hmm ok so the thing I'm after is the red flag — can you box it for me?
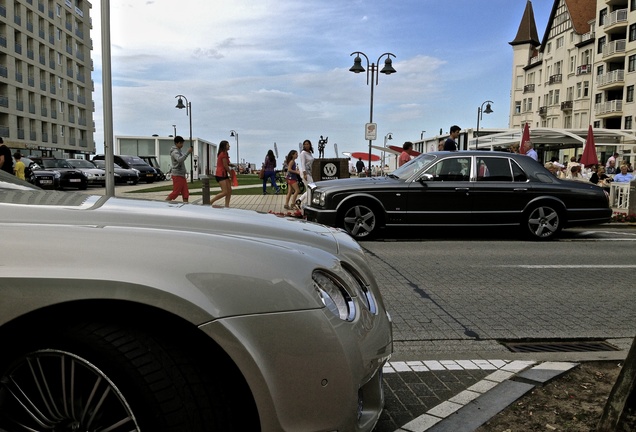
[520,123,531,155]
[580,125,599,167]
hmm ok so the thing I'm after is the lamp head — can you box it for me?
[230,130,236,137]
[484,103,494,114]
[175,97,186,110]
[388,133,393,140]
[380,57,396,75]
[349,56,365,73]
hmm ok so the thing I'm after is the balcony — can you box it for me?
[596,100,623,117]
[549,74,562,84]
[576,31,595,47]
[597,69,625,89]
[523,84,535,93]
[539,106,548,116]
[561,100,573,111]
[603,39,626,60]
[577,64,592,75]
[604,9,628,33]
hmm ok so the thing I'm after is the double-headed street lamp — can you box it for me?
[349,51,397,172]
[230,130,239,172]
[174,95,194,182]
[475,100,494,150]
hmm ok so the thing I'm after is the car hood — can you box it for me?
[1,190,344,254]
[314,176,398,192]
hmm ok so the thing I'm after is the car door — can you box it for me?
[470,155,531,225]
[405,155,473,225]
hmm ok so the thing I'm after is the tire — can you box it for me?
[524,204,562,240]
[0,320,257,431]
[341,202,380,240]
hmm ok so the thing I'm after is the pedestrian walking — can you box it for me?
[261,149,280,195]
[284,150,301,210]
[165,136,193,202]
[443,126,461,151]
[210,140,237,207]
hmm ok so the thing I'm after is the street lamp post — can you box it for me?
[174,95,194,182]
[349,51,397,172]
[420,130,426,140]
[382,132,393,171]
[230,130,239,173]
[475,100,494,150]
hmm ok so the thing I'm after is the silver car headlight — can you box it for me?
[311,190,325,207]
[313,270,356,321]
[340,263,378,315]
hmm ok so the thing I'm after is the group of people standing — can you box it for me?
[164,135,317,211]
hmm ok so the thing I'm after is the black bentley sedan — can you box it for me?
[304,151,612,240]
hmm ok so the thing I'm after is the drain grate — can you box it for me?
[500,339,620,353]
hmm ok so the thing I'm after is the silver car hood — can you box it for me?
[0,190,344,254]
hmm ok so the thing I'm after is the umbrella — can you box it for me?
[520,123,531,154]
[580,125,599,167]
[388,145,421,156]
[350,152,380,162]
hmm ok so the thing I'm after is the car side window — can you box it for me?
[477,157,513,182]
[426,157,470,182]
[511,160,528,182]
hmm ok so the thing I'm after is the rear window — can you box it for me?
[477,157,527,182]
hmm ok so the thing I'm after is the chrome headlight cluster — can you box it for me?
[311,190,325,207]
[313,265,378,321]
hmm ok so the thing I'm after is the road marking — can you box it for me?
[495,264,636,269]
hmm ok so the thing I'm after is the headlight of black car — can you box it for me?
[311,190,326,207]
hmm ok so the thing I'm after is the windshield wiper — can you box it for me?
[387,174,399,179]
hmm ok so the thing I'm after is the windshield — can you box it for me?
[68,159,96,168]
[389,154,437,179]
[41,159,72,169]
[93,161,123,169]
[122,156,148,166]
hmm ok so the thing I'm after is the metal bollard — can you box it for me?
[200,175,211,205]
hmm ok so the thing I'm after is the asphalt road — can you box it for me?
[361,226,636,361]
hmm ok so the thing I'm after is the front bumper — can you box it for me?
[304,206,339,227]
[200,306,392,432]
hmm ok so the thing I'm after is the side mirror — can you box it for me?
[418,173,434,183]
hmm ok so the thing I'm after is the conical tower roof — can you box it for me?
[510,0,540,47]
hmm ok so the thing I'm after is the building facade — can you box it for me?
[1,0,94,157]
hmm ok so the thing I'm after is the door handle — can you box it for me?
[513,188,528,192]
[455,188,470,192]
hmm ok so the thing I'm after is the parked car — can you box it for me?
[92,154,157,183]
[29,157,87,190]
[92,159,140,184]
[305,151,612,240]
[0,169,392,431]
[20,156,60,189]
[139,155,167,180]
[66,158,106,186]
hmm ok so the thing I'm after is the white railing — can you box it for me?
[595,100,623,115]
[605,9,628,27]
[603,39,626,58]
[609,182,631,212]
[597,69,625,87]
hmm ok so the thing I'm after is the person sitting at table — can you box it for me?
[589,165,612,190]
[614,164,634,183]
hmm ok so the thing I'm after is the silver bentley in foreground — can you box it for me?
[0,171,392,431]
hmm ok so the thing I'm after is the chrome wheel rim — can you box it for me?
[0,349,140,431]
[527,206,559,238]
[343,205,376,238]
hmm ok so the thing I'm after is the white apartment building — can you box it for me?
[509,0,636,164]
[0,0,94,157]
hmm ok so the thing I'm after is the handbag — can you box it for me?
[259,169,264,180]
[231,170,238,187]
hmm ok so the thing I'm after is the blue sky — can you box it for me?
[91,0,554,165]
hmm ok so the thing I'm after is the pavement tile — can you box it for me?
[483,370,515,383]
[399,414,442,431]
[427,401,463,418]
[466,379,499,394]
[448,389,481,405]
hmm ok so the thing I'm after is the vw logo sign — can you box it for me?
[323,163,338,178]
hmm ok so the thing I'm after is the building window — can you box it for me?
[576,82,582,98]
[583,81,589,97]
[596,93,603,104]
[597,65,604,76]
[630,55,636,72]
[527,98,533,112]
[515,101,521,114]
[599,8,607,26]
[632,0,636,12]
[570,56,576,73]
[630,24,636,42]
[556,36,564,49]
[627,85,634,103]
[598,36,606,55]
[626,116,633,129]
[554,89,560,104]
